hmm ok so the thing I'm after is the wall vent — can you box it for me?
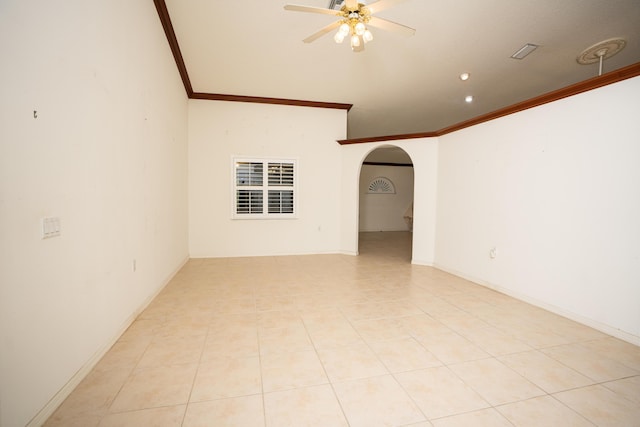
[368,177,395,194]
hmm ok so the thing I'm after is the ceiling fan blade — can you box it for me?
[368,16,416,37]
[344,0,359,11]
[303,21,341,43]
[364,0,407,14]
[284,4,341,16]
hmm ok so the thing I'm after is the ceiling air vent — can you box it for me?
[328,0,345,10]
[511,43,538,60]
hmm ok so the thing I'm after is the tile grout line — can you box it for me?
[254,294,269,427]
[179,322,211,427]
[338,301,433,424]
[300,305,353,426]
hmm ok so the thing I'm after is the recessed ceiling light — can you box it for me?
[459,72,470,81]
[465,95,473,103]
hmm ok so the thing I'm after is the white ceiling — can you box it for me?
[164,0,640,139]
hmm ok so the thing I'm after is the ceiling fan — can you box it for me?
[284,0,415,52]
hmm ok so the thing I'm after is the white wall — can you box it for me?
[340,140,438,264]
[359,164,414,232]
[188,100,346,257]
[0,2,189,426]
[435,76,640,344]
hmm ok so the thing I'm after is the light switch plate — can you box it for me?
[42,217,61,239]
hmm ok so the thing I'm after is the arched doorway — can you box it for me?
[358,146,414,262]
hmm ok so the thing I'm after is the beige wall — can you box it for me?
[0,2,189,425]
[340,140,439,264]
[359,164,415,232]
[188,100,347,257]
[435,76,640,344]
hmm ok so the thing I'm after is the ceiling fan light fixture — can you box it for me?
[351,34,361,47]
[284,1,415,52]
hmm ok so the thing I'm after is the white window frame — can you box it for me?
[232,157,298,219]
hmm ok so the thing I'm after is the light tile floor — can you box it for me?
[45,232,640,426]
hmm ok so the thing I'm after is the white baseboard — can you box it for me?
[411,258,434,267]
[191,250,359,258]
[27,256,189,427]
[340,250,359,256]
[432,263,640,347]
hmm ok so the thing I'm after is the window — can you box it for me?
[233,158,296,218]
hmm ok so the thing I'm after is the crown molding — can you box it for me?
[338,62,640,144]
[338,131,438,145]
[153,0,193,96]
[191,93,352,110]
[154,0,351,110]
[152,2,639,143]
